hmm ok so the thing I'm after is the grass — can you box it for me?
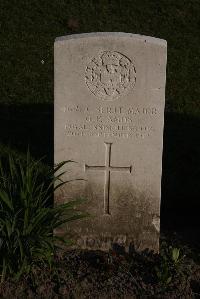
[0,0,200,298]
[0,0,200,116]
[0,0,199,230]
[0,0,199,225]
[0,2,199,296]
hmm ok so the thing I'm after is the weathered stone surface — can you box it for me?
[54,32,167,252]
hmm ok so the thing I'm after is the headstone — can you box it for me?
[54,32,167,252]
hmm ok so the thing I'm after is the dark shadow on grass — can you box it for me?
[161,112,200,234]
[0,103,53,165]
[0,105,199,233]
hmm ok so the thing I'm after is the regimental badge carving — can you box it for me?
[85,51,136,101]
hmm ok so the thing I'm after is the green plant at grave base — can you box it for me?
[155,243,188,289]
[0,151,86,282]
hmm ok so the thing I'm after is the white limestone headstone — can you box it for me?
[54,32,167,252]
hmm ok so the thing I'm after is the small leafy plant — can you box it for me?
[155,243,186,288]
[0,151,86,282]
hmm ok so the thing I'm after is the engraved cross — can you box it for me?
[84,143,132,215]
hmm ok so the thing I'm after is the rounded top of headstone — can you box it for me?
[55,32,167,47]
[54,32,167,102]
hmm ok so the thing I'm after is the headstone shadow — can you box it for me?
[0,103,53,165]
[161,112,200,233]
[0,105,199,233]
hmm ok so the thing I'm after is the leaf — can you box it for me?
[54,178,85,191]
[18,238,24,260]
[26,208,51,234]
[53,214,87,228]
[5,221,12,238]
[0,190,13,211]
[172,247,180,263]
[53,235,73,245]
[1,258,7,283]
[54,160,75,173]
[14,258,29,281]
[166,276,172,284]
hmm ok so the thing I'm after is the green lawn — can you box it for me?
[0,0,200,233]
[0,0,200,116]
[0,2,200,294]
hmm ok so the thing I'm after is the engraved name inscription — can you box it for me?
[85,51,136,101]
[63,105,159,139]
[63,105,158,115]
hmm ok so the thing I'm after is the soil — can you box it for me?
[0,235,199,299]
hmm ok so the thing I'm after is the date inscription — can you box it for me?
[62,105,159,139]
